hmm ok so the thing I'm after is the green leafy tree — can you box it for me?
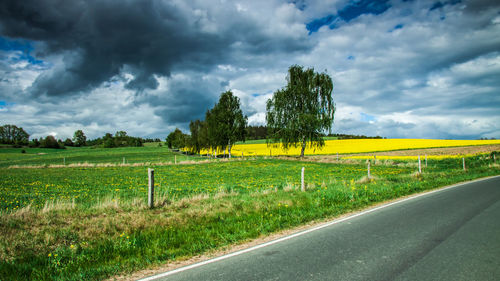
[41,135,62,149]
[204,108,218,154]
[0,124,29,145]
[209,91,247,157]
[166,128,189,149]
[63,138,74,146]
[266,65,335,157]
[73,130,87,147]
[189,119,206,154]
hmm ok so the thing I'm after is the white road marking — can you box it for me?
[138,175,499,281]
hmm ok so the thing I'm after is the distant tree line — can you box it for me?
[328,133,384,139]
[86,131,144,148]
[0,124,162,149]
[246,125,267,140]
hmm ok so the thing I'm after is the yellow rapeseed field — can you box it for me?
[201,139,500,157]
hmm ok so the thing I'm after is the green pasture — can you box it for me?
[0,150,499,280]
[0,159,414,211]
[0,146,202,168]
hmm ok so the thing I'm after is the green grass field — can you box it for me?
[0,146,499,280]
[0,145,203,168]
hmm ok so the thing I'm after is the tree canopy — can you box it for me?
[166,128,190,149]
[0,124,29,145]
[266,65,335,157]
[73,130,87,147]
[208,90,247,157]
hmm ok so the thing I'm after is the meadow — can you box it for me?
[0,145,201,168]
[1,158,414,212]
[0,141,499,280]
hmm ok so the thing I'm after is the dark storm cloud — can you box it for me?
[133,73,227,130]
[0,0,311,97]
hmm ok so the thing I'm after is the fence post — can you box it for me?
[425,154,427,167]
[367,161,371,178]
[301,167,305,192]
[463,157,466,171]
[418,155,421,173]
[148,168,154,209]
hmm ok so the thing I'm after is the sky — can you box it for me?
[0,0,499,140]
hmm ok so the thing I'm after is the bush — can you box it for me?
[40,136,62,149]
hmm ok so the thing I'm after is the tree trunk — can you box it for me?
[228,143,232,158]
[300,139,306,158]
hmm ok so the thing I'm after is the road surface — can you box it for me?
[142,176,500,281]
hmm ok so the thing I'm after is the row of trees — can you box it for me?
[1,125,155,149]
[169,65,335,158]
[167,91,247,158]
[87,131,144,148]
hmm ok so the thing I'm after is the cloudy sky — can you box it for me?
[1,0,499,140]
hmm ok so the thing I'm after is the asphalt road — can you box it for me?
[143,176,500,281]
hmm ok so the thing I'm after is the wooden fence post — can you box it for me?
[425,155,427,167]
[367,161,371,178]
[148,168,154,209]
[301,167,305,192]
[418,155,421,173]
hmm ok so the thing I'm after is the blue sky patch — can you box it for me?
[0,36,43,65]
[360,112,376,122]
[306,0,391,34]
[306,15,338,34]
[393,24,404,30]
[429,1,461,12]
[0,101,14,108]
